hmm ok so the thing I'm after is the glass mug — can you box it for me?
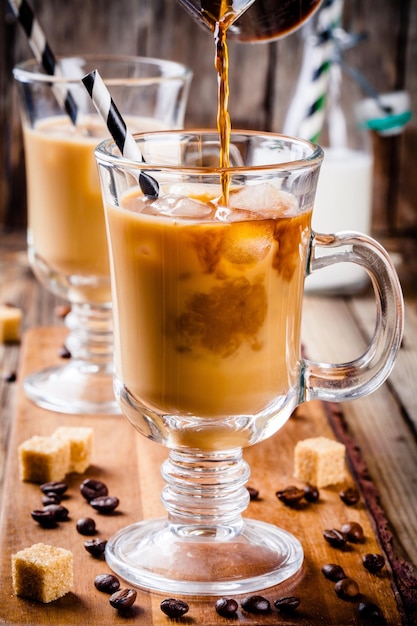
[95,130,403,595]
[13,55,192,414]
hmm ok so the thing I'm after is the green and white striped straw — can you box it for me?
[283,0,344,143]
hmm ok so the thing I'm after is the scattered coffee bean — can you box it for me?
[247,486,259,500]
[4,371,17,383]
[335,578,360,600]
[341,521,364,543]
[31,503,68,525]
[41,494,61,506]
[31,508,58,528]
[215,597,238,617]
[241,595,270,614]
[322,563,346,582]
[94,573,121,594]
[58,345,71,359]
[42,503,69,521]
[160,598,189,618]
[40,481,68,497]
[339,487,360,506]
[358,601,383,620]
[89,495,119,514]
[303,484,319,503]
[80,478,108,502]
[276,485,305,507]
[362,553,385,573]
[109,588,137,610]
[274,596,301,613]
[84,538,107,558]
[323,528,347,549]
[76,517,96,535]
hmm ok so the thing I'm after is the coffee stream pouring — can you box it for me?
[177,0,323,41]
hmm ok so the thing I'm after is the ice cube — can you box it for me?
[221,221,274,265]
[149,194,214,219]
[229,182,298,217]
[168,183,222,203]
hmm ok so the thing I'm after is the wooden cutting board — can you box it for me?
[0,328,404,625]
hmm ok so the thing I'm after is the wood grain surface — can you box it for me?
[0,327,404,625]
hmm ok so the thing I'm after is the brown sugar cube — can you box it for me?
[294,436,346,488]
[18,436,70,483]
[0,304,22,343]
[12,543,73,603]
[52,426,94,473]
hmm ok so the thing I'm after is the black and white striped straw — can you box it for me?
[8,0,78,124]
[82,69,159,198]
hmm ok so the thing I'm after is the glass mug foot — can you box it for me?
[24,361,120,415]
[23,302,120,415]
[105,517,303,595]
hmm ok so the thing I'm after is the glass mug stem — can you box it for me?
[161,448,250,531]
[65,303,113,363]
[303,231,404,403]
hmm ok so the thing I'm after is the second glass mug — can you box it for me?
[13,55,192,414]
[95,130,403,595]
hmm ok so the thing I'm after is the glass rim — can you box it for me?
[94,129,324,174]
[13,54,193,86]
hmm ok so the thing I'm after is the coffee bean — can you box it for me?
[339,487,360,506]
[274,596,300,613]
[40,481,68,496]
[358,601,383,620]
[89,495,119,514]
[58,345,71,359]
[84,538,107,558]
[247,486,259,500]
[31,504,68,526]
[109,588,137,610]
[341,521,364,543]
[31,509,58,528]
[362,553,385,573]
[303,484,320,502]
[276,485,305,507]
[94,573,121,594]
[80,478,108,502]
[322,563,346,581]
[42,504,69,521]
[41,494,61,506]
[160,598,189,618]
[215,597,238,617]
[323,529,347,549]
[335,578,360,600]
[241,595,270,614]
[76,517,96,535]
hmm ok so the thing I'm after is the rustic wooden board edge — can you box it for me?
[324,401,417,625]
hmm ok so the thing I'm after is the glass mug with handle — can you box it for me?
[95,130,403,595]
[13,55,192,414]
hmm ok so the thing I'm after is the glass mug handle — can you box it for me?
[302,231,404,403]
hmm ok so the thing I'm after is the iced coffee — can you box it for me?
[24,114,167,304]
[106,180,312,433]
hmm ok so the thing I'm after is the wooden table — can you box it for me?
[1,231,417,625]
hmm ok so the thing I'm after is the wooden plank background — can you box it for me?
[0,0,416,263]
